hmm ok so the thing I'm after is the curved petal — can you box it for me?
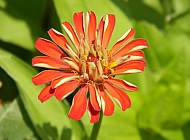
[114,87,131,110]
[68,85,88,120]
[51,75,79,88]
[105,78,138,92]
[109,28,135,54]
[62,57,79,72]
[48,29,78,61]
[104,82,131,111]
[32,56,71,70]
[48,28,69,45]
[102,14,115,51]
[35,38,66,59]
[73,12,85,39]
[62,22,80,49]
[38,84,55,102]
[127,50,145,60]
[86,11,96,46]
[113,39,148,59]
[32,70,69,85]
[87,99,100,123]
[112,60,146,75]
[97,17,104,46]
[89,83,101,111]
[98,85,114,116]
[113,50,145,66]
[55,80,80,101]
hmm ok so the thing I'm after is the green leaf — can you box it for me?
[143,0,164,14]
[0,48,86,140]
[134,21,175,72]
[133,11,190,140]
[137,51,186,140]
[165,12,190,131]
[0,0,46,51]
[0,99,37,140]
[172,0,190,18]
[166,11,190,36]
[132,21,176,96]
[111,0,165,29]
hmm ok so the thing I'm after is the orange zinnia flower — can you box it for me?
[32,11,148,123]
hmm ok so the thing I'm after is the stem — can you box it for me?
[89,112,103,140]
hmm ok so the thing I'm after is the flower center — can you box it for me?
[78,34,112,84]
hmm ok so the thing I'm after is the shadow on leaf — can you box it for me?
[111,0,165,29]
[36,122,72,140]
[182,120,190,140]
[138,128,167,140]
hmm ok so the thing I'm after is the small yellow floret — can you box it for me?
[109,61,118,68]
[109,68,114,73]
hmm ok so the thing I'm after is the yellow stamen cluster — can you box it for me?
[78,31,112,84]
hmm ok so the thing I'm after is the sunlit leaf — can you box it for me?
[0,81,2,88]
[134,22,174,72]
[0,0,46,51]
[172,0,190,18]
[137,51,186,140]
[165,12,190,130]
[111,0,165,29]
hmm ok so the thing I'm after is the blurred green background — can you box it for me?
[0,0,190,140]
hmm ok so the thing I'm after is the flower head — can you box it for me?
[32,11,148,123]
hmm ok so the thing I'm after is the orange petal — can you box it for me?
[38,84,55,102]
[113,60,146,75]
[32,56,71,69]
[55,80,79,101]
[62,57,79,72]
[68,85,88,120]
[89,83,101,111]
[104,82,130,111]
[113,39,148,59]
[127,50,145,60]
[35,38,66,59]
[48,29,78,61]
[32,70,68,85]
[109,28,135,54]
[51,74,79,88]
[87,11,96,46]
[62,22,80,49]
[102,14,115,51]
[98,85,114,116]
[73,12,85,39]
[114,87,131,110]
[48,28,69,46]
[105,78,138,92]
[87,99,100,123]
[97,17,105,46]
